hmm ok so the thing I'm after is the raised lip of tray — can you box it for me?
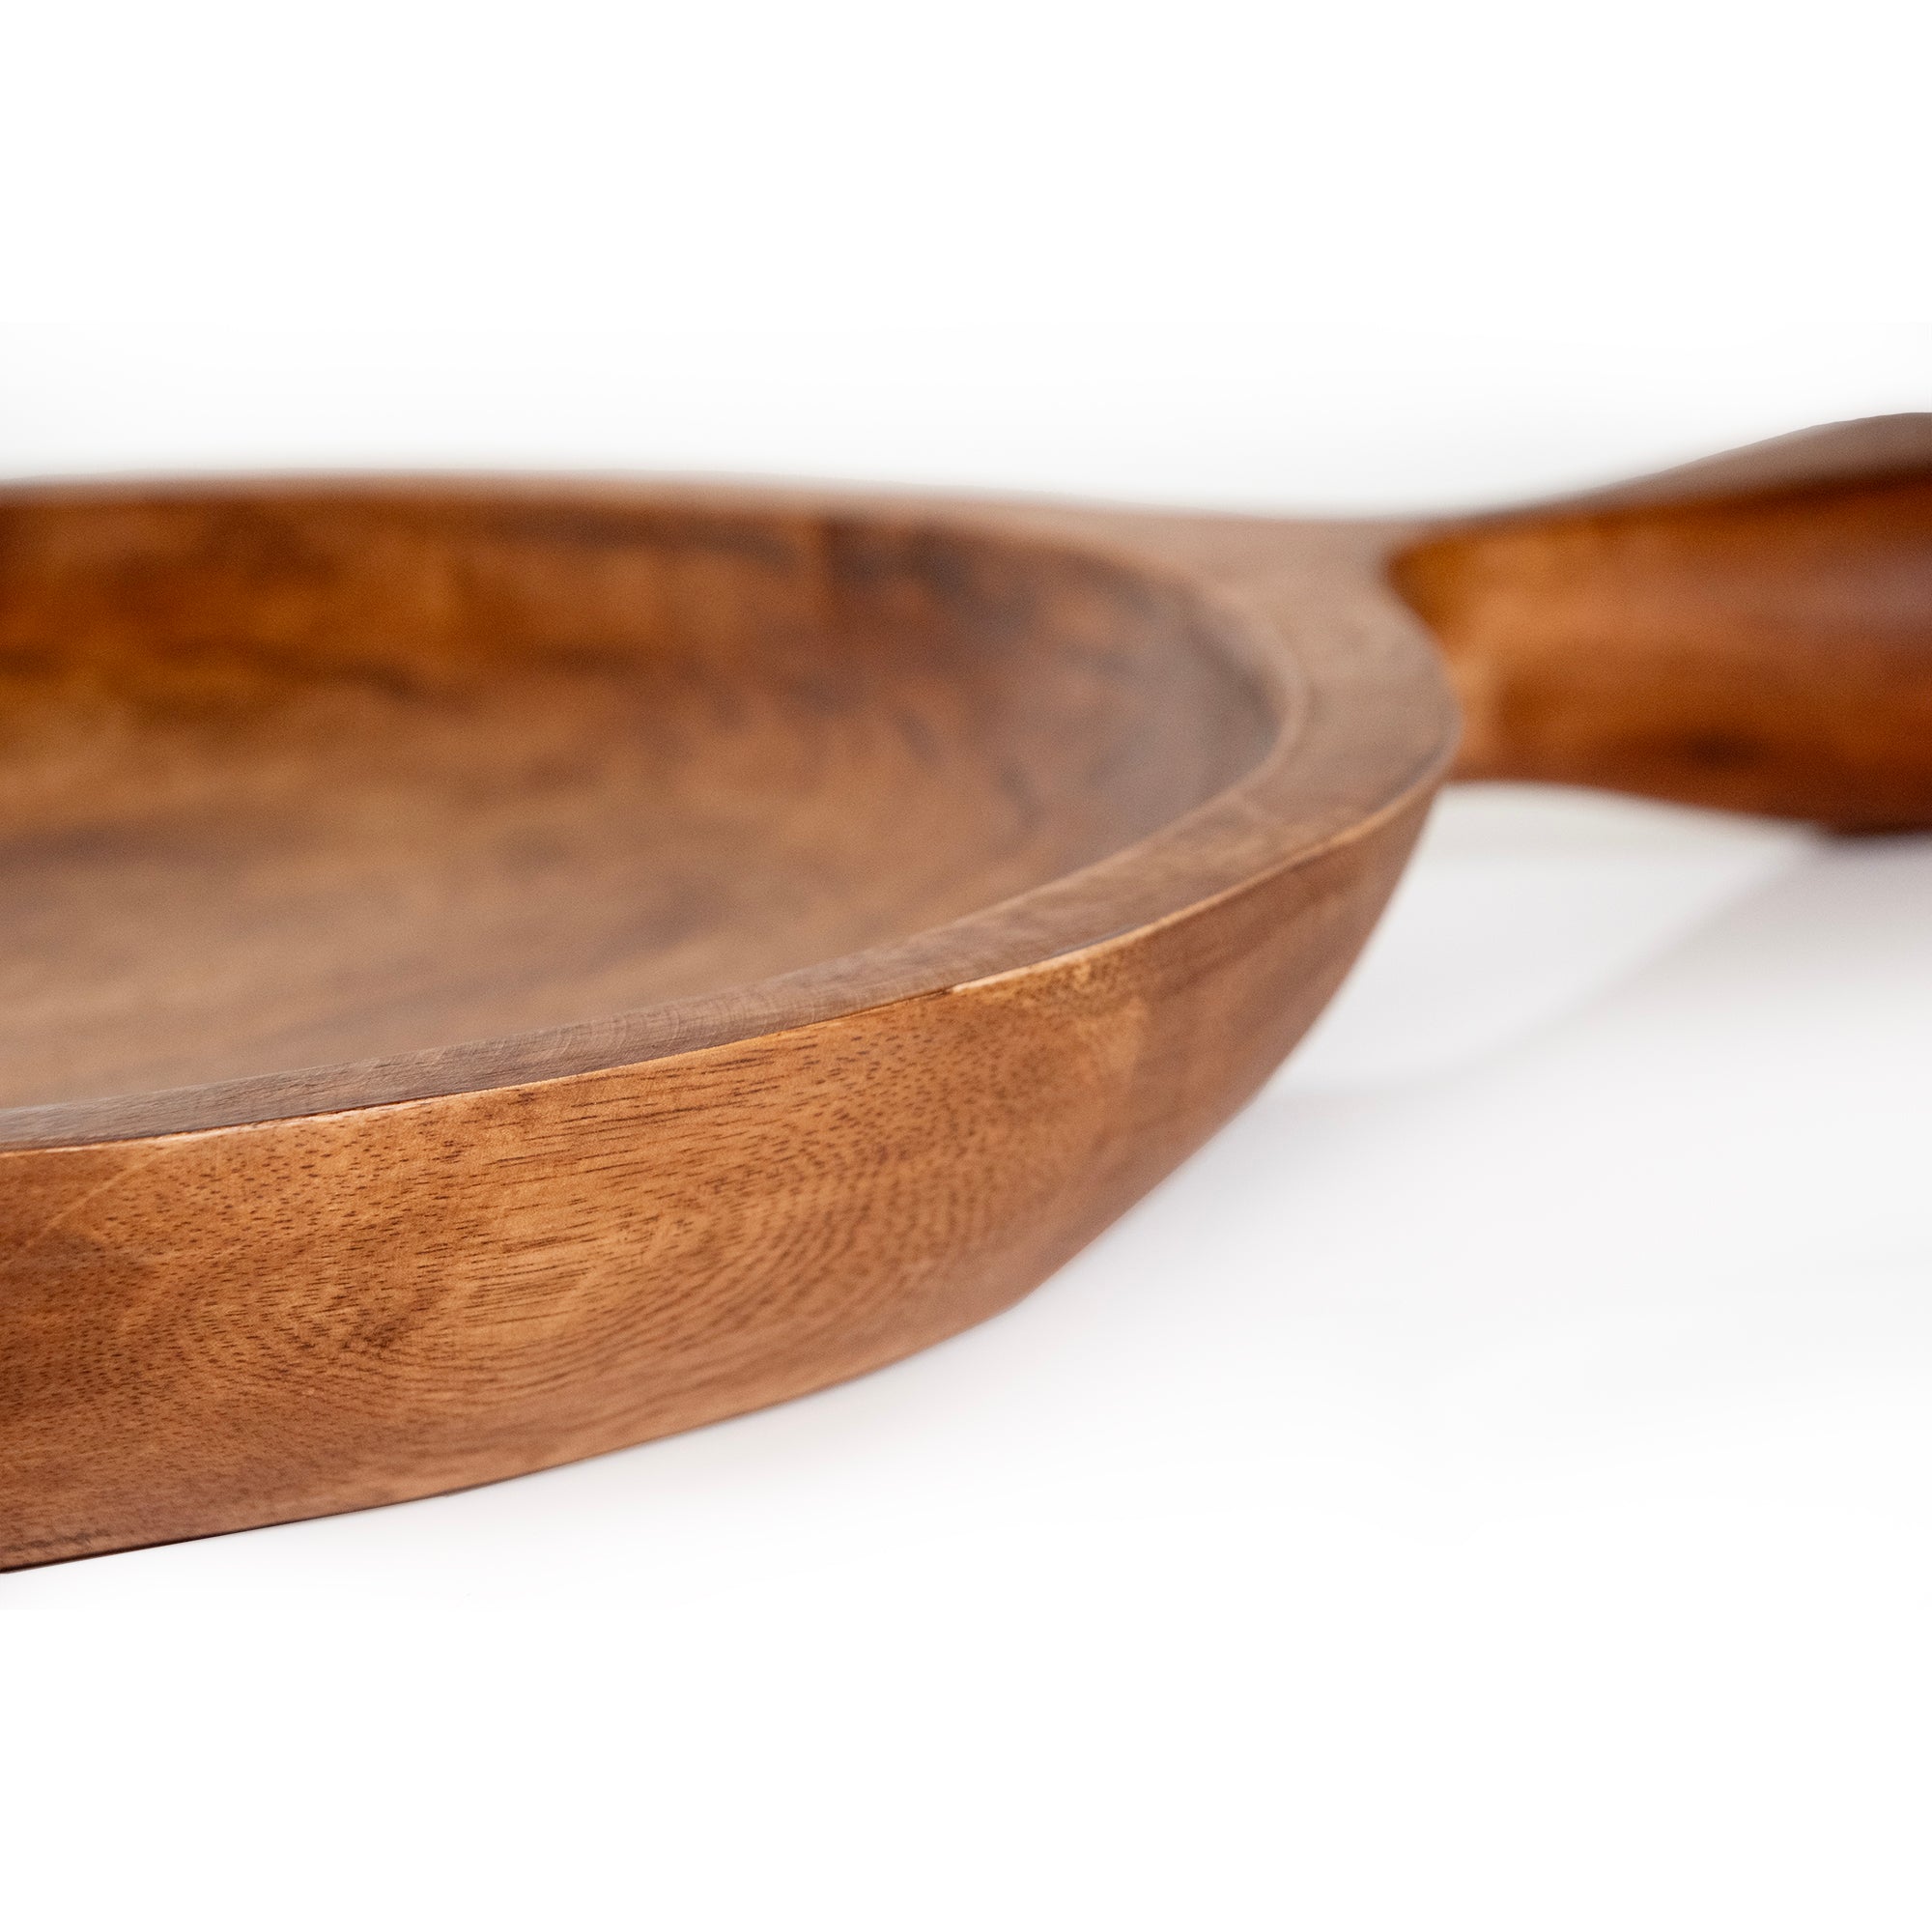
[0,478,1458,1152]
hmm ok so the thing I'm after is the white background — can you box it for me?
[5,3,1932,1925]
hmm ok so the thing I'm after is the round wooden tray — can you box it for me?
[5,415,1929,1566]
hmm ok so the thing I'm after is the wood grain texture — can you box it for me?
[5,413,1926,1569]
[1393,414,1932,828]
[0,485,1452,1565]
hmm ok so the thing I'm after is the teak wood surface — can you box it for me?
[4,414,1929,1568]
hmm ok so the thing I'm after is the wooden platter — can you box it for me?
[4,414,1929,1568]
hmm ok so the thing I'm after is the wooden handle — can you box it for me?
[1390,414,1932,830]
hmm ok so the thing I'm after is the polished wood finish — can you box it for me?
[0,488,1452,1565]
[3,415,1927,1568]
[1394,414,1932,829]
[0,493,1277,1128]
